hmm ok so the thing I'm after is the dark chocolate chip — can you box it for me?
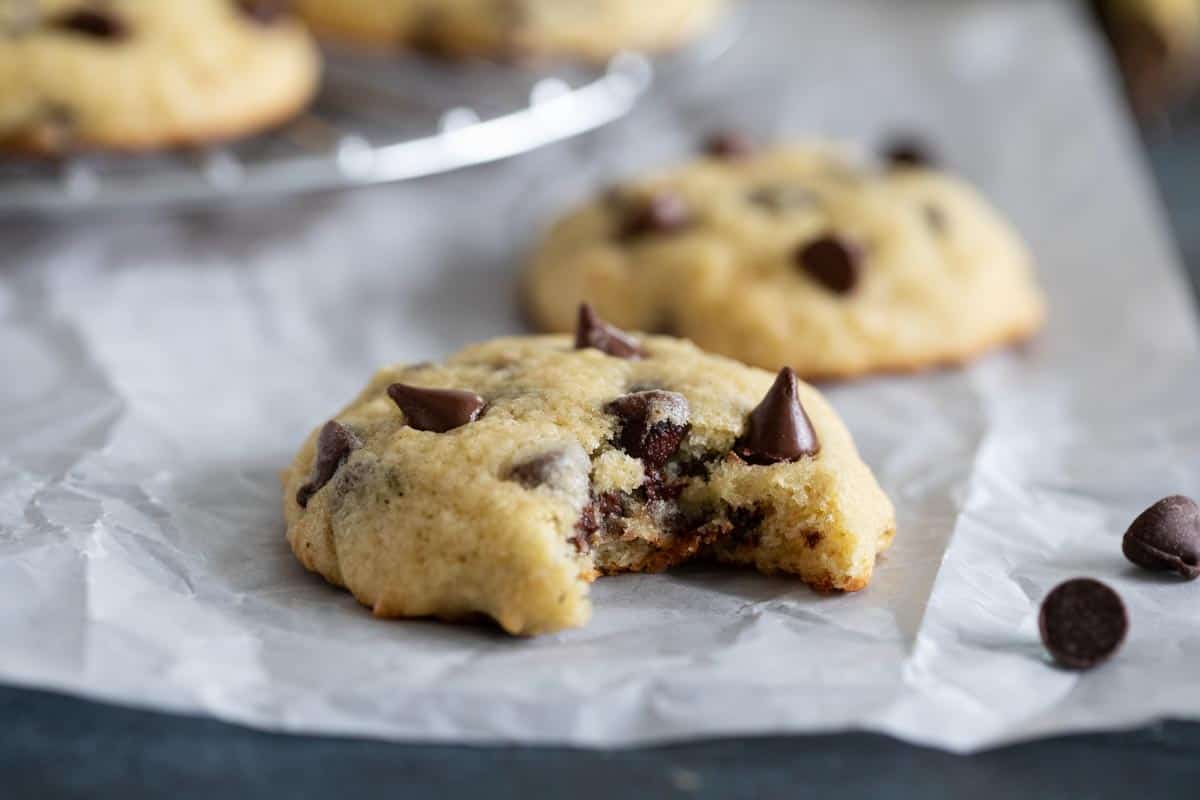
[236,0,290,25]
[505,444,590,495]
[387,383,486,432]
[796,235,862,294]
[575,303,644,359]
[1122,495,1200,580]
[296,421,360,508]
[734,367,820,465]
[925,204,947,234]
[621,192,691,239]
[747,184,815,213]
[883,135,936,168]
[1038,578,1128,670]
[704,131,755,160]
[605,390,690,467]
[573,491,625,551]
[52,8,127,39]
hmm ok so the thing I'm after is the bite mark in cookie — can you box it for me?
[283,315,895,635]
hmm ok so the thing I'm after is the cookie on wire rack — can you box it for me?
[293,0,728,61]
[0,0,320,154]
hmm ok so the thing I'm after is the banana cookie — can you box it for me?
[282,307,895,635]
[524,137,1046,380]
[293,0,726,60]
[0,0,320,153]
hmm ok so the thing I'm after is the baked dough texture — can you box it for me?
[0,0,320,153]
[283,327,895,635]
[524,141,1046,380]
[293,0,727,60]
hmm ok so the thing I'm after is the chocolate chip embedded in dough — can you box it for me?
[387,384,486,432]
[575,303,644,360]
[620,191,692,239]
[883,135,937,168]
[704,130,756,160]
[505,443,591,497]
[796,235,862,295]
[734,368,820,465]
[236,0,290,25]
[296,421,360,508]
[52,8,128,39]
[605,390,690,467]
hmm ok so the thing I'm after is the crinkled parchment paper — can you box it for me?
[1,0,1198,752]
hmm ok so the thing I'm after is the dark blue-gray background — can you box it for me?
[6,13,1200,800]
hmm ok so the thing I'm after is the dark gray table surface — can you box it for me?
[5,84,1200,800]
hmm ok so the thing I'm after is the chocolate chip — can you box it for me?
[621,192,691,239]
[883,135,936,168]
[605,390,690,467]
[505,444,590,497]
[387,384,486,432]
[925,204,947,234]
[747,184,815,213]
[296,421,360,508]
[796,235,862,295]
[734,368,820,465]
[236,0,290,24]
[574,491,625,551]
[52,8,127,39]
[704,131,755,160]
[1038,578,1128,670]
[575,303,644,360]
[1122,495,1200,580]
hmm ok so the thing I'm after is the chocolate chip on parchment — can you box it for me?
[796,235,862,294]
[236,0,290,24]
[575,303,644,360]
[704,130,755,160]
[620,191,691,239]
[1038,578,1128,670]
[605,390,690,467]
[296,421,360,508]
[52,8,128,39]
[734,367,820,465]
[883,135,936,168]
[1122,495,1200,580]
[387,384,486,432]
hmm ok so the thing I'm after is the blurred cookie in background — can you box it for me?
[1095,0,1200,122]
[293,0,728,61]
[0,0,320,155]
[523,138,1046,381]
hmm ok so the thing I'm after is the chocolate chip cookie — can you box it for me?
[0,1,320,154]
[524,139,1047,380]
[293,0,726,60]
[282,308,895,635]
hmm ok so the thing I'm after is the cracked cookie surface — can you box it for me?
[524,139,1046,380]
[292,0,726,60]
[282,314,895,635]
[0,0,319,153]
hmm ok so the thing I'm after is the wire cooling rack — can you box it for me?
[0,11,743,215]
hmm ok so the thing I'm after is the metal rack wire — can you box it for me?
[0,11,743,215]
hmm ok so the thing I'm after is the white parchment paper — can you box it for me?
[2,0,1199,753]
